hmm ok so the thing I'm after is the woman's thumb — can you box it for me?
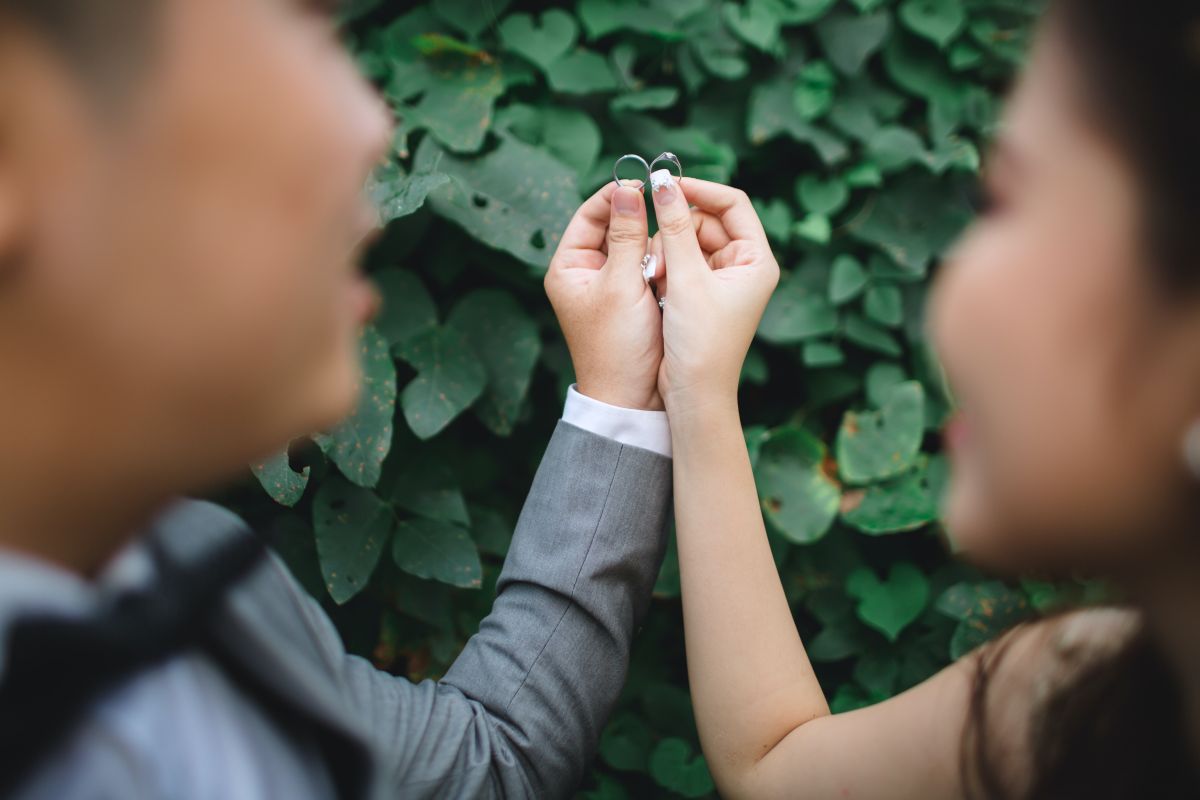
[650,170,705,280]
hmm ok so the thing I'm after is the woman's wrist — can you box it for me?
[665,388,741,433]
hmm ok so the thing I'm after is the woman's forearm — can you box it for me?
[670,394,830,794]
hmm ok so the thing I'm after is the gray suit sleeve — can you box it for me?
[316,421,672,798]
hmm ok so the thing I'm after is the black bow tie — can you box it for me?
[0,532,266,796]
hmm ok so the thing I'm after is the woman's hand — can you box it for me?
[545,181,665,410]
[648,175,780,414]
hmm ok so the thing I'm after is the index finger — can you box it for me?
[678,177,768,243]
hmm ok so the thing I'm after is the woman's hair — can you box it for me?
[965,3,1200,796]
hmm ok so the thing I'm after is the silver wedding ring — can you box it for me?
[612,153,651,190]
[649,151,683,183]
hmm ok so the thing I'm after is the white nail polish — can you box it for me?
[642,253,657,281]
[650,169,673,192]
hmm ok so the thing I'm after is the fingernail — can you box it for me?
[614,186,641,216]
[641,253,657,281]
[650,169,676,203]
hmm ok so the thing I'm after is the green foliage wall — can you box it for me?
[210,1,1100,796]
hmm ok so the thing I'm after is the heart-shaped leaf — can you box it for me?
[396,327,486,440]
[499,10,578,70]
[374,269,437,349]
[817,11,891,75]
[754,427,842,544]
[312,476,393,604]
[758,269,838,343]
[722,0,781,52]
[547,49,620,94]
[447,289,541,436]
[391,517,482,588]
[829,254,868,304]
[840,459,940,534]
[900,0,966,47]
[649,738,715,798]
[797,174,849,215]
[837,380,925,483]
[312,325,396,489]
[846,562,929,641]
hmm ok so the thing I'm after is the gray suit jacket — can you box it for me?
[6,421,672,799]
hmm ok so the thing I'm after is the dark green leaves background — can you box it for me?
[216,2,1092,797]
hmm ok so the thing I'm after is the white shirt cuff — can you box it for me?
[562,384,672,459]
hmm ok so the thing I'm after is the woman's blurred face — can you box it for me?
[5,0,391,487]
[927,23,1200,576]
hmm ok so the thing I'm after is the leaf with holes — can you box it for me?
[396,326,487,440]
[391,517,482,588]
[250,445,310,508]
[312,476,393,604]
[754,427,841,544]
[447,289,541,436]
[395,58,505,154]
[840,458,940,534]
[312,325,396,489]
[837,380,925,484]
[415,134,580,270]
[846,562,930,641]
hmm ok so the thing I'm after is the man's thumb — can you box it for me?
[604,185,649,281]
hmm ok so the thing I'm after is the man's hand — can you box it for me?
[545,181,665,411]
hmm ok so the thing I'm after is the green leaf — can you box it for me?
[250,445,310,507]
[542,108,603,177]
[447,289,541,435]
[747,76,849,164]
[843,311,902,356]
[846,562,930,641]
[837,380,925,484]
[851,172,972,272]
[829,254,868,304]
[374,269,437,348]
[803,340,845,368]
[391,517,482,588]
[415,134,581,270]
[899,0,966,47]
[840,460,940,534]
[722,0,781,52]
[498,10,578,70]
[937,580,1032,658]
[312,325,397,489]
[373,169,452,223]
[610,87,680,111]
[793,212,832,244]
[600,712,652,772]
[817,11,891,75]
[547,50,620,94]
[867,126,929,173]
[649,738,715,798]
[396,327,487,440]
[865,361,907,408]
[758,269,839,344]
[431,0,511,39]
[754,427,841,544]
[312,476,393,604]
[794,61,837,120]
[392,461,470,526]
[865,284,904,327]
[797,174,849,216]
[394,58,505,154]
[753,197,793,244]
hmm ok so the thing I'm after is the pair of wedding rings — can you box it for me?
[611,151,683,191]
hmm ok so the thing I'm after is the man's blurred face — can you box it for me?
[0,0,391,490]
